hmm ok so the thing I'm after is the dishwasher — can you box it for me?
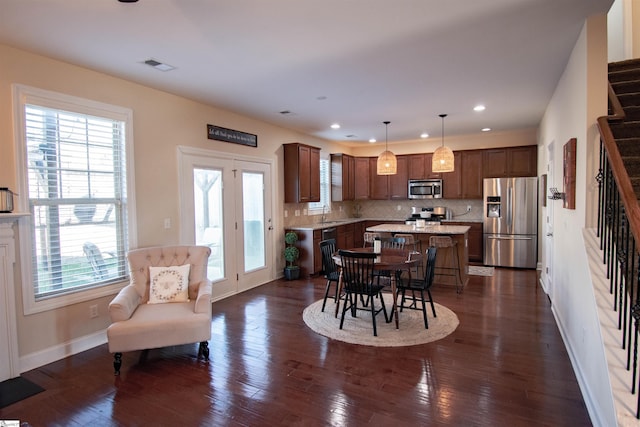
[322,227,337,242]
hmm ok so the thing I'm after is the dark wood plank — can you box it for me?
[0,269,591,426]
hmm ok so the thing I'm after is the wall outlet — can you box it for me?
[466,205,472,212]
[397,205,402,211]
[295,209,300,217]
[164,218,171,229]
[89,304,98,318]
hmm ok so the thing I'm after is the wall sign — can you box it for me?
[563,138,576,210]
[207,124,257,147]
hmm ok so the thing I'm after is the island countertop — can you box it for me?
[366,223,470,235]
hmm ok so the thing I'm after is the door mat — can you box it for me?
[468,265,495,276]
[0,376,44,409]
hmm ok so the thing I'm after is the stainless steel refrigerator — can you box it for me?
[483,177,538,268]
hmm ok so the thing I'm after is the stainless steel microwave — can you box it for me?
[408,179,443,199]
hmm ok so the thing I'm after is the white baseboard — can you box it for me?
[19,329,107,373]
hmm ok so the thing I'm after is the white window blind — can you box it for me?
[308,157,330,212]
[24,104,129,298]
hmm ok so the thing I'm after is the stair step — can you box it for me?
[612,80,640,95]
[616,138,640,156]
[610,122,640,139]
[630,177,640,200]
[618,93,640,108]
[610,69,640,84]
[623,106,640,121]
[609,59,640,73]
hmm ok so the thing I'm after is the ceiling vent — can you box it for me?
[143,59,175,72]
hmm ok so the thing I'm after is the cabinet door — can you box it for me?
[408,154,426,180]
[442,152,462,199]
[354,157,370,199]
[461,150,483,199]
[389,155,409,199]
[509,146,537,177]
[483,149,508,178]
[353,221,364,247]
[298,145,311,201]
[369,157,389,199]
[309,146,321,202]
[424,153,442,179]
[331,154,355,201]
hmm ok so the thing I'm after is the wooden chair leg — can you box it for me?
[420,289,429,329]
[321,279,332,312]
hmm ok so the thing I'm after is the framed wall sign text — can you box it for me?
[207,124,257,147]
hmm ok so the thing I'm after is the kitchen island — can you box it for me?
[366,223,470,289]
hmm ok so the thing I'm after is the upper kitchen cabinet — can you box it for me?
[483,145,537,178]
[442,150,483,199]
[408,153,442,180]
[368,155,408,199]
[331,153,355,201]
[354,156,370,199]
[284,143,321,203]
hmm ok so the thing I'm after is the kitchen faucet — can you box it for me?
[320,205,327,224]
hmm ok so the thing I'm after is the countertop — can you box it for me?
[287,217,481,231]
[366,223,470,235]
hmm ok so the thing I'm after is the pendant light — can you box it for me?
[377,121,397,175]
[432,113,455,173]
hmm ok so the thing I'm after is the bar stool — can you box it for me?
[394,233,422,277]
[429,235,463,293]
[363,232,381,247]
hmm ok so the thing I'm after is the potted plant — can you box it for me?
[283,231,300,280]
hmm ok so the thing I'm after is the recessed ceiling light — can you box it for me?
[143,58,175,72]
[369,138,376,143]
[474,105,486,112]
[330,123,340,129]
[420,133,429,139]
[482,127,491,132]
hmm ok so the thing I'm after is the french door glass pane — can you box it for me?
[242,172,265,272]
[193,168,224,281]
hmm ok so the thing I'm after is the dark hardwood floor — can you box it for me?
[1,269,591,426]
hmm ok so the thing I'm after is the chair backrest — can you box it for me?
[127,245,211,303]
[338,249,377,293]
[83,242,107,279]
[381,236,405,250]
[423,246,438,288]
[363,232,381,247]
[394,233,417,250]
[319,238,338,276]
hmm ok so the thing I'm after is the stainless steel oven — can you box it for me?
[408,179,443,199]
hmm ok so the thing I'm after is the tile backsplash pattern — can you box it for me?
[284,199,483,228]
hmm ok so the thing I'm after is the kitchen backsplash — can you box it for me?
[283,199,484,227]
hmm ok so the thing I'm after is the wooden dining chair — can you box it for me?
[363,232,381,247]
[373,236,406,286]
[338,249,389,336]
[319,238,341,314]
[397,246,438,329]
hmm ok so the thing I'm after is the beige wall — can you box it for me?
[0,42,539,369]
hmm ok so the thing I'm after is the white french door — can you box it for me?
[178,147,274,300]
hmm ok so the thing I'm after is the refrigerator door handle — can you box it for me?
[507,186,512,229]
[487,235,534,240]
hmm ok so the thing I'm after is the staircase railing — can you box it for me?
[596,81,640,418]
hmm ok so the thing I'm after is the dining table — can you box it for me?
[332,247,421,329]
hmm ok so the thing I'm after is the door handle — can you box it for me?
[546,232,553,237]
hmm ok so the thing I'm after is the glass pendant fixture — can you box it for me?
[432,113,455,173]
[377,121,397,175]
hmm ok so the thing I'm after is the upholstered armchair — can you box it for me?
[107,245,212,375]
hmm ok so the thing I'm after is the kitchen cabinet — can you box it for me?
[442,150,483,199]
[369,157,389,200]
[337,223,355,250]
[483,145,537,178]
[446,221,483,262]
[284,143,321,203]
[369,155,408,199]
[354,157,370,199]
[409,153,442,179]
[331,153,355,201]
[353,221,365,247]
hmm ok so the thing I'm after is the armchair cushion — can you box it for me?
[148,264,191,304]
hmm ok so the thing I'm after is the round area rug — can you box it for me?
[302,293,459,347]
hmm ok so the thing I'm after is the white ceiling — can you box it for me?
[0,0,613,144]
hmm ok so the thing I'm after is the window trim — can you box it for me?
[13,84,137,314]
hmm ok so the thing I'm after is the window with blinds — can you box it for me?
[308,157,330,213]
[24,103,130,298]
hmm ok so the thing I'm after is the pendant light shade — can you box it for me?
[432,114,455,173]
[377,121,397,175]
